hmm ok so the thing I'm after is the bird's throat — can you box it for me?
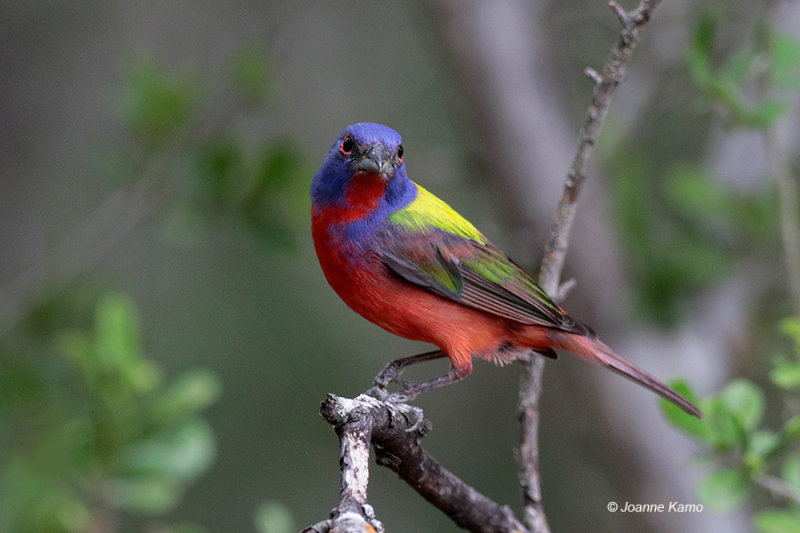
[341,172,388,221]
[311,171,390,241]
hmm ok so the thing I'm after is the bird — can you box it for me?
[310,122,702,418]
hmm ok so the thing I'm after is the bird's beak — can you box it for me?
[355,144,394,178]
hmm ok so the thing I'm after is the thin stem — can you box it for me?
[518,355,548,532]
[754,473,800,506]
[521,0,664,529]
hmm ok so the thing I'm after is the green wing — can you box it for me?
[381,183,593,336]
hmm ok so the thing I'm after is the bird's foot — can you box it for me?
[386,398,426,433]
[364,385,389,401]
[365,387,426,432]
[385,390,417,404]
[372,361,413,390]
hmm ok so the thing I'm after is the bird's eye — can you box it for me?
[396,144,404,163]
[340,135,355,155]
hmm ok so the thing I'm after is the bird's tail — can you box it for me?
[533,329,703,418]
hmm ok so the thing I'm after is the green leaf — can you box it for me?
[127,359,163,396]
[718,46,756,84]
[756,509,800,533]
[51,496,91,532]
[687,11,719,88]
[745,430,780,474]
[256,139,305,190]
[255,501,295,533]
[232,46,272,104]
[59,332,97,383]
[238,139,307,248]
[665,164,730,217]
[697,468,750,511]
[742,100,788,128]
[118,420,216,481]
[772,33,800,90]
[708,77,746,117]
[770,361,800,390]
[110,477,181,514]
[660,380,708,441]
[783,417,800,453]
[781,318,800,355]
[152,368,222,422]
[706,396,745,451]
[771,317,800,388]
[95,292,162,394]
[121,58,197,142]
[197,140,245,208]
[95,292,141,372]
[783,455,800,494]
[720,379,765,432]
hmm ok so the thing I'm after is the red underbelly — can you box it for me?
[321,246,509,357]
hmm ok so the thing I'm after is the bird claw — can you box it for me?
[372,370,393,389]
[373,362,412,389]
[385,393,426,433]
[385,391,416,404]
[364,385,389,401]
[364,388,426,431]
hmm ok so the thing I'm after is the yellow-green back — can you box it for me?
[388,182,487,243]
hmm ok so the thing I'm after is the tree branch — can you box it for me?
[302,395,385,533]
[537,0,664,293]
[522,0,664,530]
[306,394,527,533]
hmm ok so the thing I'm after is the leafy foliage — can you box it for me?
[663,318,800,532]
[661,16,800,529]
[191,136,308,250]
[608,7,799,326]
[686,11,800,128]
[110,51,309,250]
[610,158,778,325]
[0,293,220,532]
[0,45,306,532]
[120,59,199,143]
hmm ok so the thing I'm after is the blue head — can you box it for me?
[311,123,414,210]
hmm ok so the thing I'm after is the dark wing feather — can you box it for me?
[378,228,594,337]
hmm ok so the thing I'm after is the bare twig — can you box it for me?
[609,1,632,27]
[517,355,548,533]
[754,473,800,506]
[584,67,604,85]
[536,0,664,293]
[521,0,664,530]
[307,394,528,533]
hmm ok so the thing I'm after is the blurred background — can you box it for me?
[2,1,800,532]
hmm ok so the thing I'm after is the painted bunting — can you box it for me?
[311,122,701,417]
